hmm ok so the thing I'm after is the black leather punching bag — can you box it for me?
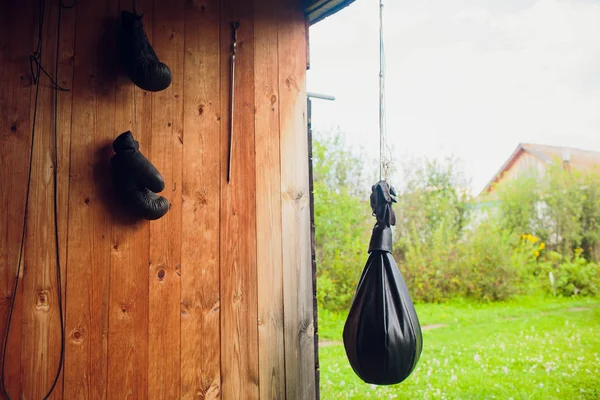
[118,11,172,92]
[343,181,423,385]
[111,131,169,220]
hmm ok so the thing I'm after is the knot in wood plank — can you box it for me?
[71,328,84,344]
[35,290,50,311]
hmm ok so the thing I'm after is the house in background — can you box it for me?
[480,143,600,196]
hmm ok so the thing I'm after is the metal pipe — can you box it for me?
[307,92,335,101]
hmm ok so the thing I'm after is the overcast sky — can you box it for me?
[307,0,600,194]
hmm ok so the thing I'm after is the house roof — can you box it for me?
[521,143,600,169]
[481,143,600,194]
[305,0,356,25]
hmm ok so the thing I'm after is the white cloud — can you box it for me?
[308,0,600,193]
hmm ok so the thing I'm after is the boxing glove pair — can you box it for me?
[111,131,169,220]
[114,11,171,218]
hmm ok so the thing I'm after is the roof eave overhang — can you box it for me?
[305,0,356,25]
[479,144,525,196]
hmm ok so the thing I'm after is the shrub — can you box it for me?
[313,132,374,311]
[458,218,520,301]
[312,135,600,310]
[494,162,600,262]
[539,252,600,297]
[495,174,541,236]
[314,180,372,311]
[399,213,549,303]
[396,157,471,252]
[394,157,472,303]
[400,216,461,303]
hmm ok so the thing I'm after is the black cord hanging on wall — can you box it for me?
[1,1,75,399]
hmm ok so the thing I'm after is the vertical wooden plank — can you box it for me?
[220,0,259,398]
[106,0,151,398]
[19,1,67,397]
[87,0,119,392]
[107,85,150,397]
[253,0,286,398]
[53,4,77,399]
[56,0,77,384]
[53,1,77,397]
[278,0,317,398]
[108,39,137,400]
[180,0,222,398]
[147,0,184,398]
[0,0,34,398]
[63,0,116,397]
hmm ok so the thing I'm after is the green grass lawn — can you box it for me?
[318,296,600,399]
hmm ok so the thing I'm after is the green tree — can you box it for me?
[393,157,474,302]
[313,132,375,311]
[495,174,541,236]
[538,163,585,257]
[396,157,471,254]
[580,169,600,260]
[493,162,600,261]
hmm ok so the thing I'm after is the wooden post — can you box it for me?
[0,1,35,398]
[219,0,260,398]
[180,0,222,398]
[148,0,184,397]
[279,0,318,398]
[254,0,286,398]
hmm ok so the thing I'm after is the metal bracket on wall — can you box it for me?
[307,92,335,101]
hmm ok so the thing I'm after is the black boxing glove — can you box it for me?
[118,11,172,92]
[111,131,169,220]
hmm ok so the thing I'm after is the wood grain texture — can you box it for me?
[63,0,115,397]
[20,1,65,397]
[180,0,222,398]
[55,7,77,399]
[107,87,150,397]
[148,0,184,397]
[220,0,260,398]
[0,0,321,397]
[110,29,136,394]
[278,0,317,398]
[0,0,34,398]
[253,0,286,398]
[106,1,151,398]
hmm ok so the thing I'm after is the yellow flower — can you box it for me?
[534,251,540,257]
[531,236,539,243]
[539,242,545,250]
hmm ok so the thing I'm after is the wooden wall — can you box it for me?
[487,150,548,194]
[0,0,316,398]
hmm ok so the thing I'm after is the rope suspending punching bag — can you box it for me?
[342,0,422,385]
